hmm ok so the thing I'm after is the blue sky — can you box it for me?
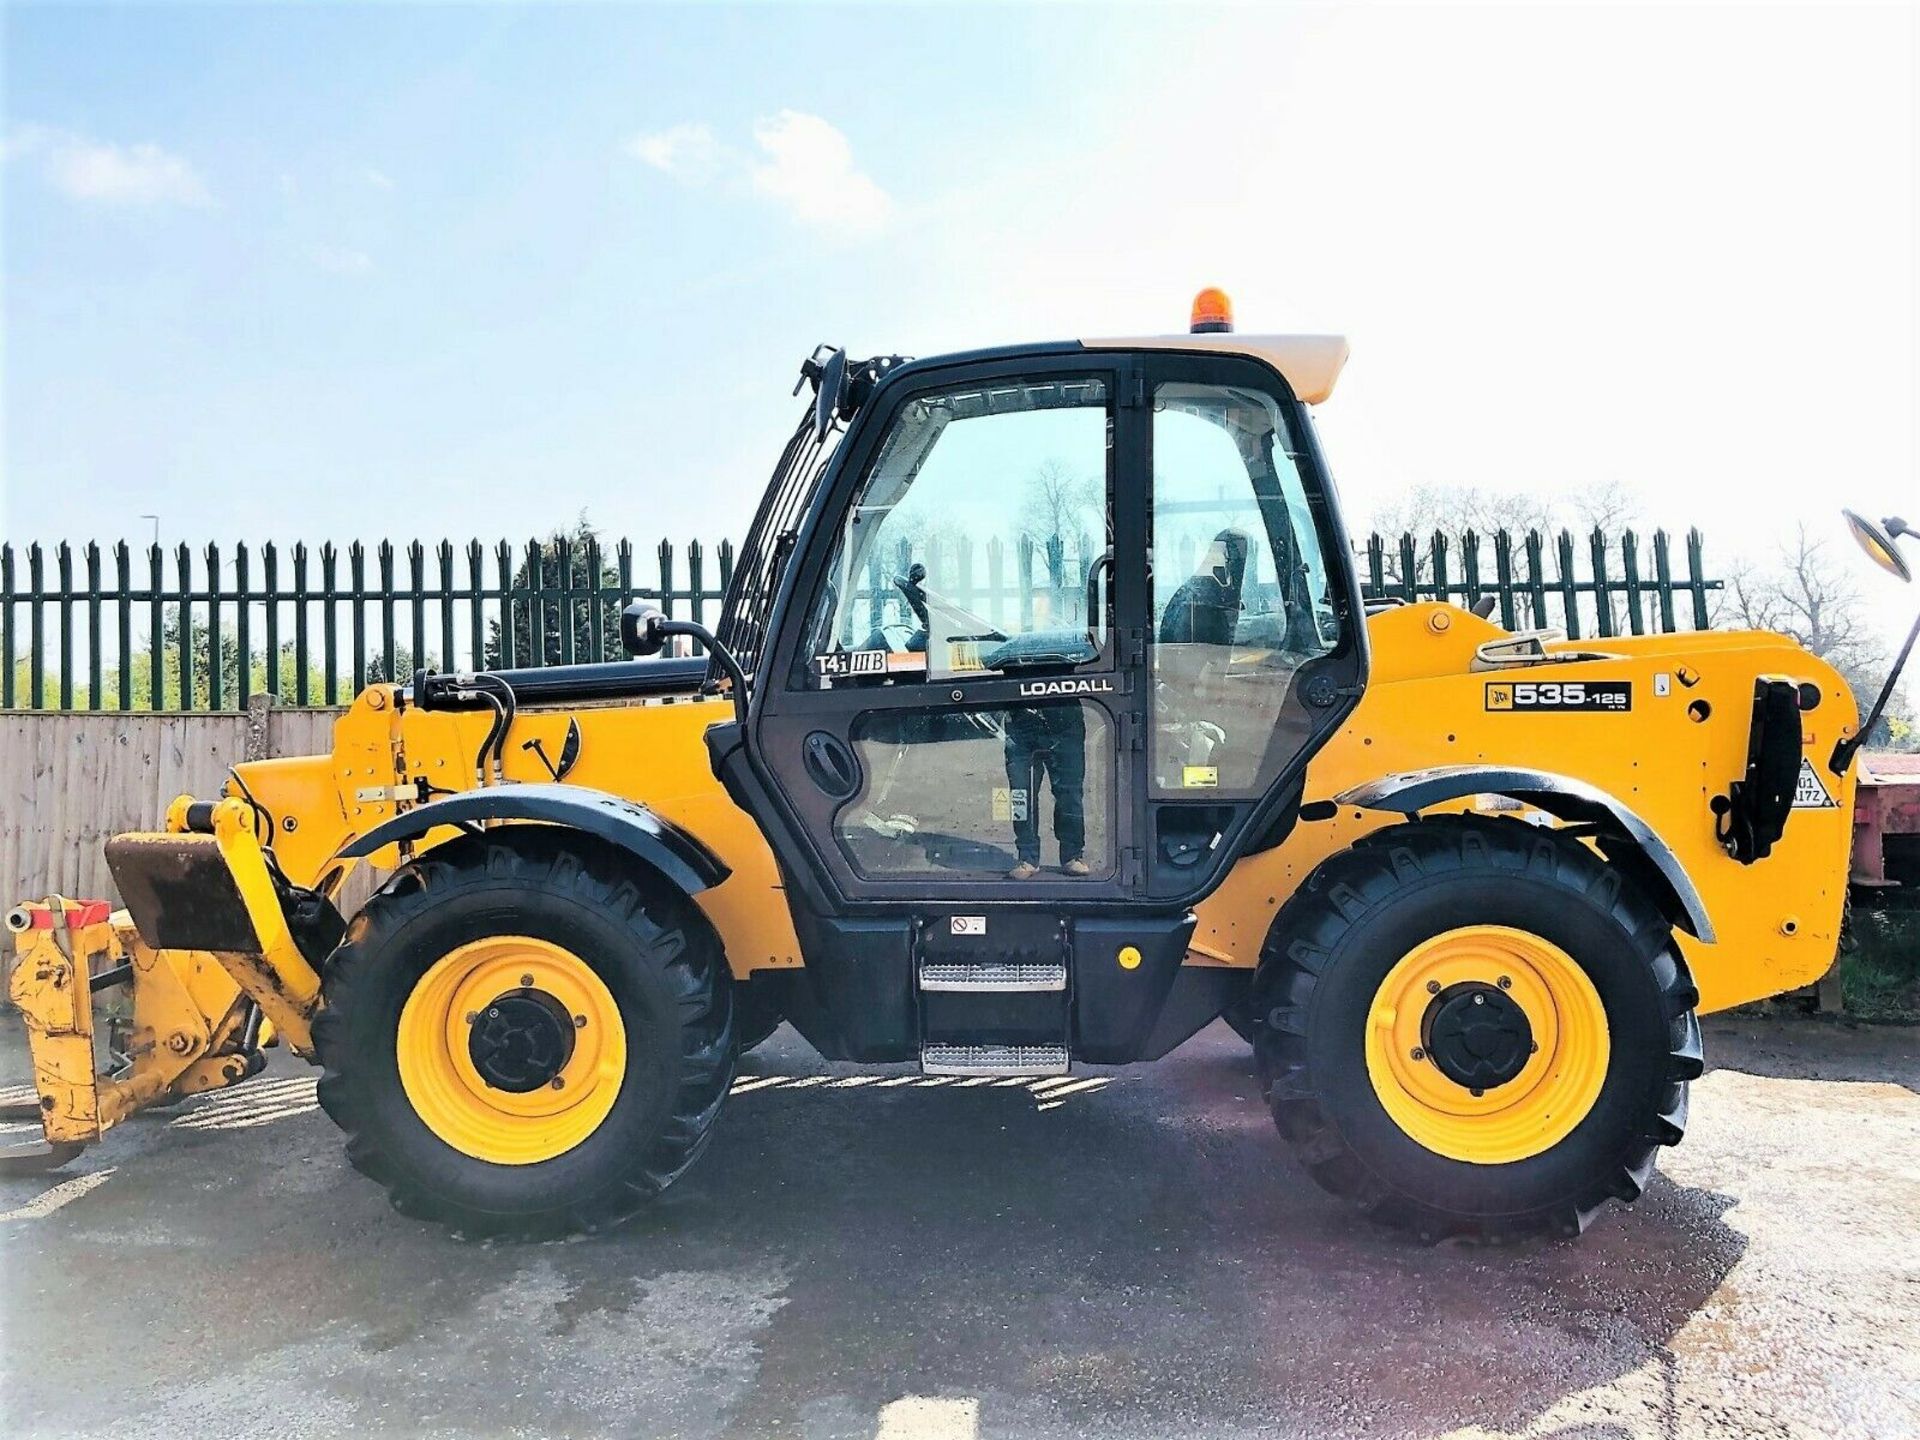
[3,3,1915,637]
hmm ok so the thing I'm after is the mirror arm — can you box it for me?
[651,618,750,728]
[1831,604,1920,775]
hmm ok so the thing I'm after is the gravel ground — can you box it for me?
[1,1009,1915,1439]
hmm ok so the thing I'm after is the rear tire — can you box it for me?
[314,834,735,1237]
[1251,817,1701,1242]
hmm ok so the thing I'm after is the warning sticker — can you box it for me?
[992,787,1028,822]
[1792,757,1838,809]
[1182,765,1219,788]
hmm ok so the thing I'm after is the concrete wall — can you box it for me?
[1,703,345,909]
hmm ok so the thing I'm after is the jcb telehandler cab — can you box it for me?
[6,294,1869,1243]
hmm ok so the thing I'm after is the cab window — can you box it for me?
[794,376,1112,688]
[1150,380,1338,794]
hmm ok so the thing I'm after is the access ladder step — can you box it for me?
[920,1043,1070,1077]
[919,961,1067,993]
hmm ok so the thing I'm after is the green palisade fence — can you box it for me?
[0,528,1719,713]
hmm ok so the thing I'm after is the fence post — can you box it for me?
[1492,530,1517,629]
[465,540,485,673]
[1,546,13,710]
[56,543,74,710]
[114,542,132,710]
[294,543,312,706]
[263,542,281,701]
[149,543,166,710]
[408,540,427,677]
[1587,529,1615,639]
[349,542,368,695]
[1620,529,1645,636]
[1554,531,1579,640]
[527,539,548,667]
[85,541,102,711]
[495,541,516,669]
[1461,530,1483,613]
[588,535,608,660]
[322,542,341,705]
[235,541,253,709]
[1018,536,1036,631]
[176,544,194,708]
[437,541,455,674]
[1431,530,1451,608]
[377,540,398,683]
[686,539,704,639]
[28,545,44,710]
[1686,529,1711,629]
[1652,530,1677,633]
[656,538,674,631]
[555,534,575,667]
[1523,530,1548,630]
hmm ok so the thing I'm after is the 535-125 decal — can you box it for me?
[1486,679,1632,712]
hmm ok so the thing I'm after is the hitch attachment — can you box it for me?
[3,796,337,1175]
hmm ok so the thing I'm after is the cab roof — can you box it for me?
[1083,333,1350,405]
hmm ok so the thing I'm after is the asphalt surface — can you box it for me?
[1,1010,1916,1440]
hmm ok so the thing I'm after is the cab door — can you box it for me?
[1138,351,1366,900]
[752,353,1148,907]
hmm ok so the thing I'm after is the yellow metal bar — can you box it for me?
[4,900,107,1144]
[208,797,321,1056]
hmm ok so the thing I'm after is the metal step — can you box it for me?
[919,961,1067,993]
[921,1043,1070,1077]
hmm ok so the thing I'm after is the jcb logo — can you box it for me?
[1485,679,1631,712]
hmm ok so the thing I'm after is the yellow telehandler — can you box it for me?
[5,292,1892,1242]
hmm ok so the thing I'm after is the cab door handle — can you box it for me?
[802,731,860,799]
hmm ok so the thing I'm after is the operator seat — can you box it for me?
[1159,530,1250,647]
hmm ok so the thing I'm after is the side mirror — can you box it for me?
[620,602,668,657]
[1843,509,1913,583]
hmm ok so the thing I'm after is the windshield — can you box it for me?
[792,375,1114,688]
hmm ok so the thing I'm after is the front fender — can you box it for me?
[339,783,729,895]
[1336,764,1716,943]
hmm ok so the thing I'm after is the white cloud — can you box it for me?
[625,123,723,182]
[623,111,891,237]
[747,110,892,236]
[363,167,395,192]
[308,243,373,277]
[5,125,210,206]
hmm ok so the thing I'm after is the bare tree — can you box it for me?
[1363,483,1557,549]
[1020,458,1100,547]
[1725,525,1913,748]
[1359,480,1654,633]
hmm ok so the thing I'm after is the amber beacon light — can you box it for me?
[1189,287,1234,333]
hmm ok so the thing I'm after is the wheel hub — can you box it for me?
[467,990,576,1093]
[1422,981,1532,1092]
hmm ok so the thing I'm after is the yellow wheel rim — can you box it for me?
[1363,925,1609,1165]
[397,936,627,1166]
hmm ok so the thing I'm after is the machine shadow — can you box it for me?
[1700,1010,1920,1094]
[594,1036,1747,1439]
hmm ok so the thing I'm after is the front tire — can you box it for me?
[314,834,735,1237]
[1251,817,1701,1242]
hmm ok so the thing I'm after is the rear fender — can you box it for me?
[1335,764,1716,943]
